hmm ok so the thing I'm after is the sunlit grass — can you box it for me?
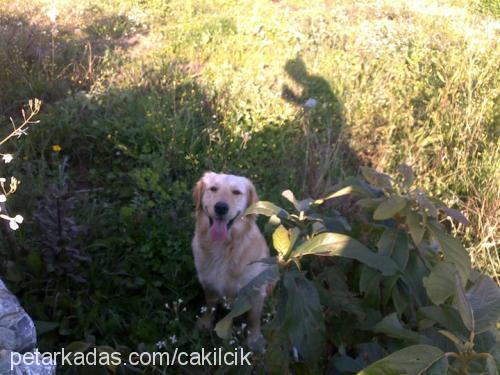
[1,0,498,279]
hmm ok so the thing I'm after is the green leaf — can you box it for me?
[398,164,414,188]
[392,284,408,316]
[373,196,407,220]
[282,189,297,206]
[65,341,91,353]
[214,264,279,339]
[358,345,445,375]
[334,355,364,373]
[357,197,386,208]
[425,356,449,375]
[377,228,409,271]
[454,273,474,333]
[382,275,400,307]
[360,267,382,308]
[281,190,313,212]
[416,189,438,217]
[264,329,290,373]
[279,270,325,364]
[406,211,425,245]
[314,186,354,205]
[438,330,464,351]
[377,228,397,256]
[245,201,289,219]
[423,262,457,305]
[317,281,366,320]
[485,354,497,375]
[427,221,471,284]
[466,276,500,334]
[272,225,290,256]
[417,305,468,340]
[402,251,430,307]
[292,232,399,276]
[440,207,469,226]
[373,313,423,343]
[360,166,392,189]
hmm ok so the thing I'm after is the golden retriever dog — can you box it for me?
[192,172,269,348]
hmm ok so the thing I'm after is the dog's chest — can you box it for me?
[194,242,248,298]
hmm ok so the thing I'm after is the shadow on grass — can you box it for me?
[281,56,360,195]
[3,47,362,375]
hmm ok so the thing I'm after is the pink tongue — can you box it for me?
[209,219,228,241]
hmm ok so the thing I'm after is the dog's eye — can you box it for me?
[232,190,242,195]
[209,186,218,192]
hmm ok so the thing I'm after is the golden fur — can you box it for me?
[192,172,269,346]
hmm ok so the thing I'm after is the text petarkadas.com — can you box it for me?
[10,347,252,369]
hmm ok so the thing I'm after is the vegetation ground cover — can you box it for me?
[0,0,498,373]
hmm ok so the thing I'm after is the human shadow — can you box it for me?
[2,38,363,375]
[281,56,359,195]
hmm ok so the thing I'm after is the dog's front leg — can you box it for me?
[196,288,218,331]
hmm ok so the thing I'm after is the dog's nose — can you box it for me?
[214,202,229,216]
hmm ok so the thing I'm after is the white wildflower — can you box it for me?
[47,8,59,23]
[156,340,166,349]
[2,154,13,163]
[200,306,208,314]
[222,296,231,309]
[169,335,177,344]
[0,195,6,202]
[1,214,23,230]
[303,98,318,108]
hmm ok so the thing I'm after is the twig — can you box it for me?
[0,99,41,147]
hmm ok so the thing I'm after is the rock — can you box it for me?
[0,350,56,375]
[0,280,37,352]
[0,279,56,374]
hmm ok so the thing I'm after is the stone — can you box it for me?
[0,279,56,374]
[0,350,56,375]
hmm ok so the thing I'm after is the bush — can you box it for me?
[217,165,499,373]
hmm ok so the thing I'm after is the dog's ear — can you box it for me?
[247,180,259,208]
[193,178,205,211]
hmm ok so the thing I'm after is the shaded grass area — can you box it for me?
[0,0,498,372]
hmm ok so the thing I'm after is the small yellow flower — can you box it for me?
[52,145,62,152]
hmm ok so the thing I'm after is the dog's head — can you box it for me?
[193,172,259,241]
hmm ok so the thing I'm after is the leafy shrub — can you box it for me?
[217,165,499,373]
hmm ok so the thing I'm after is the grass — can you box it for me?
[0,0,498,371]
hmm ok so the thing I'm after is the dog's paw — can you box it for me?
[195,315,213,331]
[246,332,266,353]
